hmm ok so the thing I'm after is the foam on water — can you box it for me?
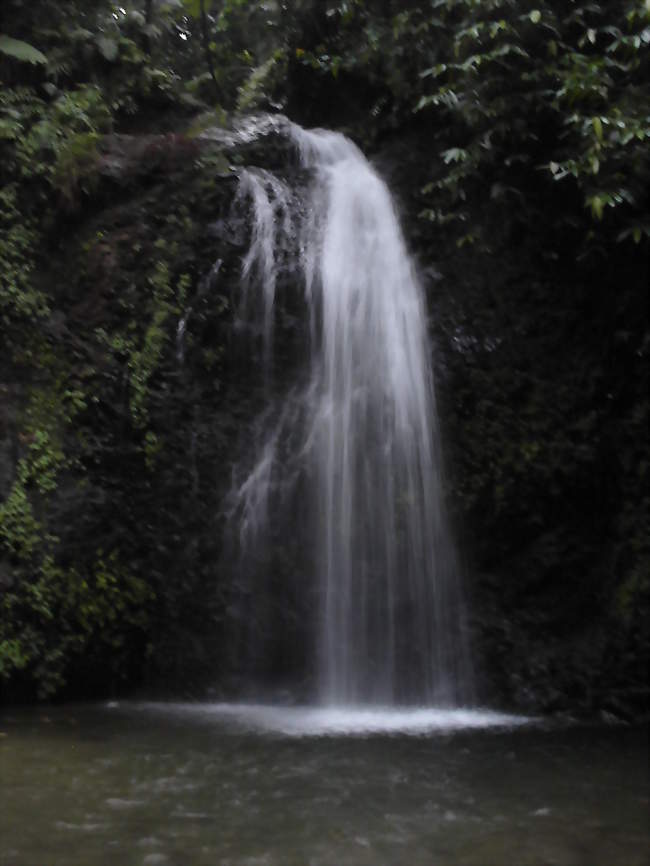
[133,702,530,737]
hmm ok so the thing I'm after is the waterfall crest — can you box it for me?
[228,116,472,706]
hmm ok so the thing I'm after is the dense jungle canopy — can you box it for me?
[0,0,648,714]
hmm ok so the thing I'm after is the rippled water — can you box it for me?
[1,703,647,866]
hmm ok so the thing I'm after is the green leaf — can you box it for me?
[588,194,604,221]
[96,36,119,62]
[593,116,603,142]
[183,0,214,18]
[530,10,541,24]
[441,147,468,164]
[127,10,146,27]
[0,35,47,64]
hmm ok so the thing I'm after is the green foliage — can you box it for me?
[182,0,216,17]
[0,359,153,697]
[52,132,101,203]
[0,185,47,328]
[0,471,41,560]
[0,550,153,697]
[237,49,288,112]
[411,1,650,250]
[0,81,115,368]
[128,258,174,430]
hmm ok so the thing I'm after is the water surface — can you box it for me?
[1,702,647,866]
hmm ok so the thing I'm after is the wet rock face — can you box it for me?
[97,133,202,184]
[0,113,324,701]
[0,391,17,493]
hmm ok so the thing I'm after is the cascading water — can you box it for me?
[228,117,472,706]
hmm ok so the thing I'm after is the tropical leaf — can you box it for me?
[95,36,119,62]
[183,0,214,18]
[0,35,47,65]
[127,11,146,27]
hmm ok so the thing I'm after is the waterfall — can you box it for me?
[228,117,472,706]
